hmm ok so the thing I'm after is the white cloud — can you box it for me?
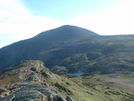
[69,0,134,35]
[0,0,65,40]
[0,0,65,48]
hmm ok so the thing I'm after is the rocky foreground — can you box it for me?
[0,60,74,101]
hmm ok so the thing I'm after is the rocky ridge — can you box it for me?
[0,60,74,101]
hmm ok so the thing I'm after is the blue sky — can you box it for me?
[0,0,134,48]
[23,0,121,21]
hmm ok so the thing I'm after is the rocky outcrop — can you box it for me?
[41,70,56,79]
[48,94,66,101]
[0,89,6,94]
[66,96,74,101]
[0,82,68,101]
[10,84,58,101]
[0,60,75,101]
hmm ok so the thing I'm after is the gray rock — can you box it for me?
[41,71,56,79]
[30,67,37,71]
[0,88,6,94]
[27,76,34,81]
[66,96,74,101]
[0,82,63,101]
[0,95,15,101]
[48,94,66,101]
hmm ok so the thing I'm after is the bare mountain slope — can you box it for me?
[0,25,99,71]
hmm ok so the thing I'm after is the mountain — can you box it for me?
[0,25,134,101]
[0,60,134,101]
[0,25,99,71]
[0,25,134,75]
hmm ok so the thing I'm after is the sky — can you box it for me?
[0,0,134,48]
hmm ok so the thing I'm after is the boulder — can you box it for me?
[66,96,74,101]
[30,67,37,71]
[0,88,6,94]
[48,94,66,101]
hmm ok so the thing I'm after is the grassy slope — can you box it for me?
[47,71,134,101]
[68,72,134,101]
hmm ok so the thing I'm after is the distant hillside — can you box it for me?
[0,25,134,75]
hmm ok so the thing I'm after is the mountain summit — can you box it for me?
[0,25,99,71]
[35,25,99,39]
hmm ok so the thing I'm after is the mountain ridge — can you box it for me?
[0,25,99,71]
[0,25,134,75]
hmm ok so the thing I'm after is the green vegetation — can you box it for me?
[54,82,73,95]
[0,60,134,101]
[105,91,121,95]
